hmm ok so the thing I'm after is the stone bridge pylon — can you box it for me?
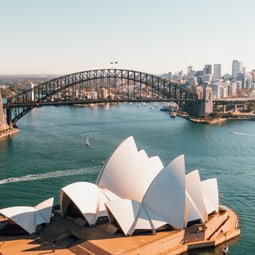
[0,93,9,132]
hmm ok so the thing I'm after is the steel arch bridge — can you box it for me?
[5,68,198,125]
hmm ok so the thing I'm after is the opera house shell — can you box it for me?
[60,136,219,236]
[0,197,54,234]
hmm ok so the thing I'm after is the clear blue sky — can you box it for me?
[1,0,255,75]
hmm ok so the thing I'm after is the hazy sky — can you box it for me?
[1,0,255,75]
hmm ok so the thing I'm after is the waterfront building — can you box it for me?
[60,136,219,235]
[236,72,253,89]
[211,82,220,99]
[0,198,54,234]
[228,82,237,96]
[211,81,235,98]
[0,136,240,254]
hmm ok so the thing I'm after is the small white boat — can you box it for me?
[85,137,90,147]
[170,112,177,118]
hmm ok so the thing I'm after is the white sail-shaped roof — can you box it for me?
[61,182,101,225]
[106,199,141,236]
[0,198,54,234]
[100,187,121,201]
[185,170,207,225]
[143,154,186,229]
[105,199,167,236]
[58,136,220,236]
[97,136,163,202]
[0,206,36,234]
[35,197,54,224]
[138,205,168,231]
[202,178,219,214]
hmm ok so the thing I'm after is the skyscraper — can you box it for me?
[203,64,212,75]
[232,60,242,79]
[213,64,222,80]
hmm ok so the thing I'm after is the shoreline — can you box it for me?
[177,112,255,124]
[0,128,20,139]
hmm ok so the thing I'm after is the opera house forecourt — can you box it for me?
[0,136,240,255]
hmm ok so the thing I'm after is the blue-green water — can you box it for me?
[0,103,254,254]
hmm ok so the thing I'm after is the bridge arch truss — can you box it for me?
[5,69,198,124]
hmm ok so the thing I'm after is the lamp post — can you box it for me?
[109,62,118,99]
[110,61,118,69]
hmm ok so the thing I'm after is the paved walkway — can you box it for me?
[0,209,240,255]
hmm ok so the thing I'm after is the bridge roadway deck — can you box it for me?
[0,208,240,255]
[3,98,198,109]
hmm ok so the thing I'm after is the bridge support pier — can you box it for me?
[0,93,10,131]
[6,108,13,128]
[234,104,238,112]
[189,83,213,117]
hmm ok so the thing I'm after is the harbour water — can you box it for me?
[0,103,254,254]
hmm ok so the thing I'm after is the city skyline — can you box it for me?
[1,0,255,75]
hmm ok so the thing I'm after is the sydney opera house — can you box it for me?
[61,136,219,235]
[0,136,240,254]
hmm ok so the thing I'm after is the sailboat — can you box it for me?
[85,136,90,147]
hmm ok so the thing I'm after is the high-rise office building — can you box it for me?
[203,64,212,75]
[213,64,222,80]
[232,60,242,79]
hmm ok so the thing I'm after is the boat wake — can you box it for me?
[0,167,100,185]
[230,131,255,136]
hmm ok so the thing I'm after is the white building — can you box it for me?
[0,198,54,234]
[60,136,219,236]
[211,80,238,98]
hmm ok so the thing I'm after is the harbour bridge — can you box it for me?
[2,68,203,126]
[2,68,253,127]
